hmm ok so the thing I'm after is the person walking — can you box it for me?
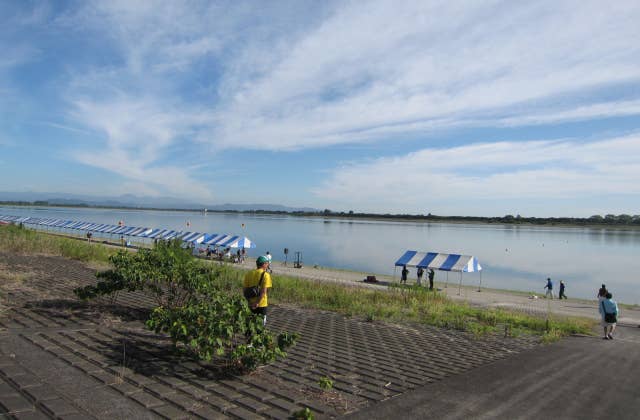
[401,265,409,284]
[428,269,435,290]
[597,284,608,302]
[416,267,424,286]
[558,280,567,299]
[243,256,272,326]
[544,277,553,299]
[599,292,619,340]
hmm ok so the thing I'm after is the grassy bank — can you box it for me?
[1,224,594,340]
[271,276,592,341]
[0,224,115,263]
[194,262,594,341]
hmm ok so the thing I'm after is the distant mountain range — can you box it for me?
[0,191,318,213]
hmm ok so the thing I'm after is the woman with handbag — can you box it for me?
[599,292,619,340]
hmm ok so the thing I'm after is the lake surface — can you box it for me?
[2,205,639,304]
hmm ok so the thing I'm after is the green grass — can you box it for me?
[270,276,593,338]
[0,224,116,263]
[207,263,594,339]
[1,224,595,339]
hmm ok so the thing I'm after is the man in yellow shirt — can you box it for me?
[243,255,272,325]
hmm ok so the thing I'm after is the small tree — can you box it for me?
[74,240,297,371]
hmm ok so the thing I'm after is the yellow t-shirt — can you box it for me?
[243,268,272,308]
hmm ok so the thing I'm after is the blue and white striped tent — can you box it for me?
[394,250,483,293]
[394,251,482,272]
[0,214,256,250]
[201,233,255,249]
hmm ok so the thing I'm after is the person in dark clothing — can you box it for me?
[417,267,424,286]
[559,280,567,299]
[401,265,409,284]
[597,284,608,301]
[428,269,435,290]
[544,277,553,299]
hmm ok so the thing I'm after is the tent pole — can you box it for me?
[458,272,462,296]
[478,271,482,292]
[445,272,448,288]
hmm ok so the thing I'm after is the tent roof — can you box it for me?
[395,250,482,272]
[201,233,255,248]
[1,213,256,249]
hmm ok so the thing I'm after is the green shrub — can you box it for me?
[74,239,298,371]
[146,296,298,370]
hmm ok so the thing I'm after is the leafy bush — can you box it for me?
[146,294,298,370]
[75,240,215,308]
[74,239,297,371]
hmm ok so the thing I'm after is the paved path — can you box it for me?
[347,324,640,420]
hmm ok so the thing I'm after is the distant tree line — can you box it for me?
[1,201,638,226]
[282,211,640,226]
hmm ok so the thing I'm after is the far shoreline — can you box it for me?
[1,203,639,230]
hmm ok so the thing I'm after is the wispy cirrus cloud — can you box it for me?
[312,133,640,213]
[212,1,640,150]
[56,1,233,199]
[6,0,639,207]
[70,95,215,199]
[53,0,325,198]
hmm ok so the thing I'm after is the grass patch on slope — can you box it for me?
[207,264,594,339]
[0,224,115,263]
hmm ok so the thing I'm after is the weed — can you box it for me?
[318,375,334,391]
[292,407,314,420]
[541,328,563,343]
[113,341,126,385]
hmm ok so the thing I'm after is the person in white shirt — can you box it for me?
[265,251,272,273]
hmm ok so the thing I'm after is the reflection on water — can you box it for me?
[3,206,640,304]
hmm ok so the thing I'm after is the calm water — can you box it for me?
[2,206,639,304]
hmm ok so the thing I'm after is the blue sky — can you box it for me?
[1,0,640,217]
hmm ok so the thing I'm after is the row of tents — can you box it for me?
[0,214,255,249]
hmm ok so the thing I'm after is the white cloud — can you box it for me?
[53,1,251,200]
[494,100,640,127]
[312,133,640,212]
[212,0,640,150]
[16,0,639,205]
[69,95,215,199]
